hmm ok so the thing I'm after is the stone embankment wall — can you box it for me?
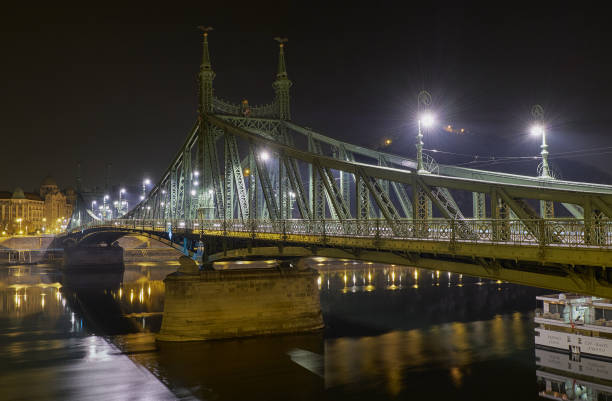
[158,267,323,341]
[0,234,182,265]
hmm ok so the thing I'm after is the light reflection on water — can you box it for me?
[2,259,608,400]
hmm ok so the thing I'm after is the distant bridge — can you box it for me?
[67,32,612,297]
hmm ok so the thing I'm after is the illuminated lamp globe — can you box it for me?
[530,124,544,136]
[420,113,435,128]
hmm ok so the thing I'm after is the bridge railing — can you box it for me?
[77,218,612,248]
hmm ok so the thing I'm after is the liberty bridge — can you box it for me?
[65,31,612,299]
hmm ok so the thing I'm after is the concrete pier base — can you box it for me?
[157,265,323,342]
[63,245,124,268]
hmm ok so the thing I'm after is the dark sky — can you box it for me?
[2,4,612,193]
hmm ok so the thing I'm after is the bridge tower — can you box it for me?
[273,38,293,218]
[198,27,217,220]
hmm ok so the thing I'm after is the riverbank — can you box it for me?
[0,234,183,265]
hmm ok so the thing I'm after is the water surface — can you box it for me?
[0,260,603,400]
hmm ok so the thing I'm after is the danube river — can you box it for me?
[0,259,606,400]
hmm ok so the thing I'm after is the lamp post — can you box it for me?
[119,188,126,215]
[91,200,97,211]
[142,179,150,201]
[103,195,109,220]
[530,105,550,178]
[416,91,435,173]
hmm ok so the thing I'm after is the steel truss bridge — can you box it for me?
[67,33,612,297]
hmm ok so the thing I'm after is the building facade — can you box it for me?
[0,176,75,235]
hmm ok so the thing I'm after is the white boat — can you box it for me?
[535,293,612,359]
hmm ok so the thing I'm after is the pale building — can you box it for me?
[0,188,44,234]
[0,176,75,235]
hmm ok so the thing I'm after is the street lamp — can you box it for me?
[91,200,97,210]
[416,91,434,173]
[142,179,150,201]
[530,105,550,178]
[119,188,126,215]
[103,195,110,220]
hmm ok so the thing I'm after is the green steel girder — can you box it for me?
[308,136,352,219]
[225,132,249,221]
[314,160,351,221]
[282,155,311,220]
[210,115,612,208]
[495,187,541,240]
[308,135,325,219]
[356,175,370,220]
[335,146,352,214]
[356,166,401,226]
[253,145,279,220]
[223,135,234,220]
[176,160,186,219]
[379,157,413,218]
[214,115,281,140]
[204,126,224,219]
[473,192,487,219]
[283,120,612,196]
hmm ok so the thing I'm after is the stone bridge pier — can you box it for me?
[158,257,323,342]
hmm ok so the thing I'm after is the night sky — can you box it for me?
[2,5,612,193]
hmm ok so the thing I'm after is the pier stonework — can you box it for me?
[157,266,323,341]
[63,244,124,268]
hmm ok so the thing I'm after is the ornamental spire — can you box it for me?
[274,37,289,79]
[272,37,292,120]
[197,26,215,114]
[198,26,213,70]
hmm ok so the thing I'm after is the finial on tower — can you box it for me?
[198,26,214,69]
[274,37,289,79]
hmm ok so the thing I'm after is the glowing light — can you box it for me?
[140,195,145,200]
[120,188,126,193]
[260,151,270,161]
[144,179,151,185]
[384,138,392,146]
[530,124,544,136]
[243,168,251,177]
[420,112,435,128]
[191,190,196,196]
[194,171,199,177]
